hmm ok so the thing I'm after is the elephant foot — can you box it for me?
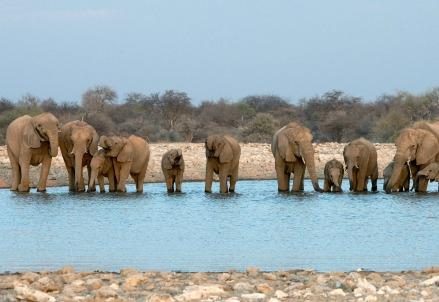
[18,184,30,192]
[229,188,235,193]
[371,186,377,192]
[37,188,47,193]
[175,189,181,193]
[167,188,174,193]
[205,189,212,193]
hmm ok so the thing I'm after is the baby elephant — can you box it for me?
[417,162,439,182]
[383,161,410,192]
[88,149,117,193]
[323,159,344,192]
[161,149,185,193]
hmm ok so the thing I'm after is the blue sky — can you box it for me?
[0,0,438,103]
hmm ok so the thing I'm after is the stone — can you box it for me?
[262,273,277,281]
[357,278,376,294]
[241,293,266,302]
[20,272,40,283]
[225,298,240,302]
[85,278,102,290]
[329,289,346,296]
[58,266,75,275]
[256,283,273,293]
[175,284,225,301]
[268,299,280,302]
[95,285,118,298]
[217,273,231,282]
[377,285,400,295]
[120,268,139,277]
[123,273,146,290]
[246,267,260,277]
[421,275,439,286]
[422,266,439,274]
[61,273,79,284]
[274,290,288,299]
[364,295,377,302]
[15,285,56,302]
[33,276,62,293]
[0,281,14,290]
[148,293,176,302]
[233,282,254,292]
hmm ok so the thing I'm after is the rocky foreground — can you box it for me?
[0,267,438,302]
[0,143,396,189]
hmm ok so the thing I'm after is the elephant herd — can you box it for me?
[5,113,439,194]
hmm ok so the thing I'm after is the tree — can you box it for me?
[157,90,192,131]
[81,85,117,113]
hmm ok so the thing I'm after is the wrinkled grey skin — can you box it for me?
[205,134,241,193]
[383,161,410,192]
[161,148,185,193]
[6,113,60,192]
[88,149,117,193]
[323,159,344,192]
[343,138,378,192]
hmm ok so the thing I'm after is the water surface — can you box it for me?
[0,180,438,272]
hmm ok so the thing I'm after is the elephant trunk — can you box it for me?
[73,148,86,192]
[302,144,322,192]
[386,155,406,193]
[48,131,59,157]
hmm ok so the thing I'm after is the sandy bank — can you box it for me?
[0,143,396,189]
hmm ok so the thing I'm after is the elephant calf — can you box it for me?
[205,134,241,193]
[417,162,439,185]
[383,161,410,192]
[323,159,344,192]
[161,149,185,193]
[88,149,117,193]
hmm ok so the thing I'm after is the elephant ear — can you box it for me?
[117,139,133,162]
[89,130,99,156]
[278,130,296,163]
[60,125,73,153]
[219,139,233,163]
[416,132,439,165]
[163,153,173,170]
[23,120,41,148]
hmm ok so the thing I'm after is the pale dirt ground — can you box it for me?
[0,143,396,189]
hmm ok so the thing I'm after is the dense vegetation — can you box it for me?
[1,86,438,144]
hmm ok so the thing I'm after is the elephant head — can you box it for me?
[88,150,107,191]
[276,122,322,192]
[163,149,184,170]
[386,126,439,193]
[343,143,363,191]
[24,112,60,157]
[205,135,233,163]
[99,135,133,162]
[417,162,439,181]
[326,159,343,188]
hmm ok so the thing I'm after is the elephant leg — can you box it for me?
[86,165,92,191]
[275,164,289,192]
[166,176,174,193]
[292,162,305,192]
[107,169,116,192]
[97,175,105,192]
[18,155,31,192]
[175,171,183,192]
[323,178,330,192]
[218,168,228,194]
[205,162,214,193]
[229,165,239,192]
[37,156,52,192]
[117,164,131,192]
[416,176,429,192]
[67,167,75,191]
[7,148,20,191]
[371,167,378,192]
[77,166,86,192]
[136,167,147,193]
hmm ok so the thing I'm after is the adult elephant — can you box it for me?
[383,161,410,192]
[59,120,99,192]
[205,134,241,193]
[6,113,60,192]
[271,122,322,192]
[99,135,150,193]
[343,138,378,192]
[385,121,439,193]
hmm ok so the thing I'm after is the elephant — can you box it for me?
[417,162,439,182]
[59,120,99,192]
[6,112,60,192]
[205,134,241,193]
[161,148,185,193]
[87,149,117,193]
[271,122,322,192]
[99,135,150,193]
[383,161,410,192]
[343,138,378,192]
[323,159,344,192]
[385,121,439,193]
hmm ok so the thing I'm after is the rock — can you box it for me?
[364,295,377,302]
[120,268,139,277]
[268,298,280,302]
[422,266,439,274]
[20,272,40,283]
[61,273,79,284]
[256,283,273,294]
[0,281,14,290]
[377,285,400,295]
[217,273,231,282]
[274,290,288,299]
[421,275,439,286]
[262,273,277,281]
[148,293,176,302]
[15,285,56,302]
[246,267,260,277]
[175,284,225,301]
[57,266,75,275]
[329,289,346,296]
[95,285,118,298]
[241,293,266,302]
[33,276,62,293]
[233,282,254,292]
[85,278,102,290]
[123,273,146,290]
[357,278,377,294]
[225,298,240,302]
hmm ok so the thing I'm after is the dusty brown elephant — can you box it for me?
[99,135,150,193]
[323,159,344,192]
[6,113,60,192]
[87,149,117,193]
[383,161,410,192]
[271,122,322,192]
[343,138,378,192]
[59,120,99,192]
[161,149,185,193]
[385,121,439,193]
[417,162,439,182]
[205,135,241,193]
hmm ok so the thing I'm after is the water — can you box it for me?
[0,180,438,273]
